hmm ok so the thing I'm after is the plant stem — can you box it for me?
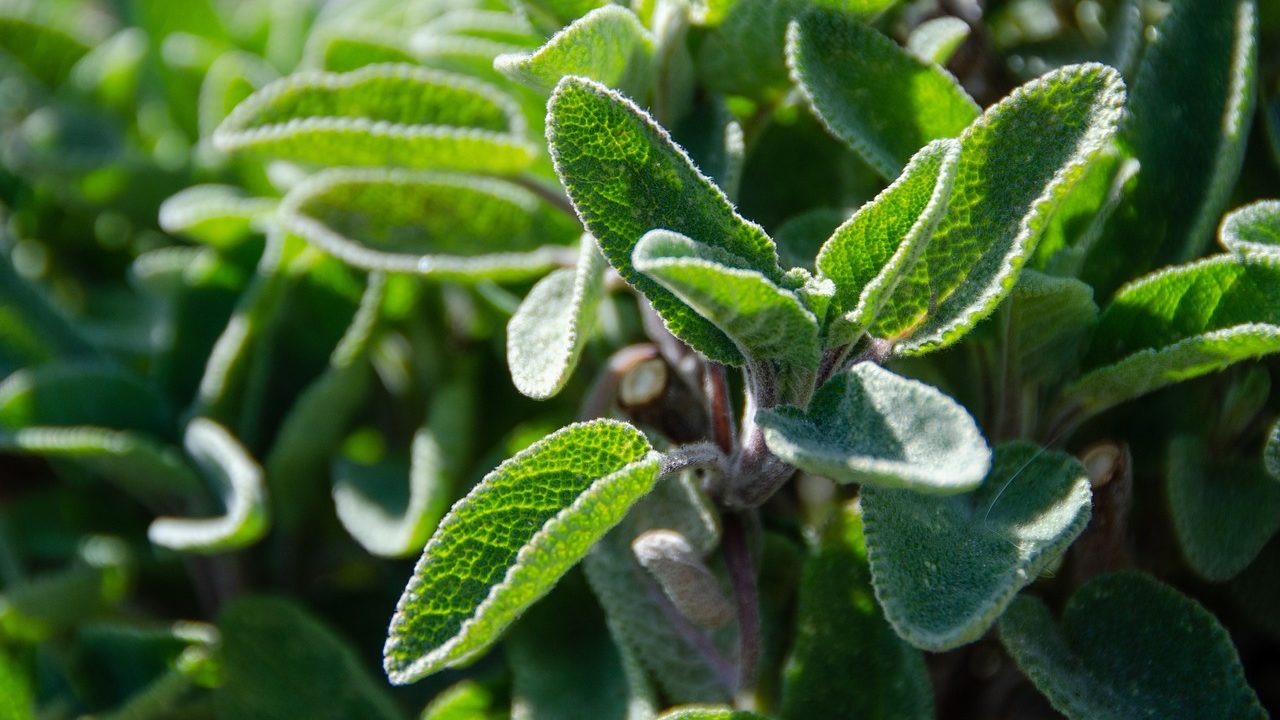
[705,361,736,454]
[722,512,760,706]
[660,442,727,477]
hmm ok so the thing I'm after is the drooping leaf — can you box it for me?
[1008,270,1098,385]
[0,427,202,501]
[787,8,978,179]
[907,16,970,66]
[213,63,537,172]
[1166,436,1280,582]
[862,442,1091,651]
[1083,0,1258,295]
[508,236,605,399]
[0,14,90,89]
[759,362,990,493]
[816,138,960,345]
[1067,256,1280,415]
[495,6,654,95]
[872,63,1125,354]
[999,571,1267,720]
[547,76,781,365]
[159,185,278,249]
[780,506,933,720]
[1219,199,1280,259]
[384,420,660,684]
[0,363,172,438]
[633,230,819,368]
[216,597,401,720]
[279,167,579,280]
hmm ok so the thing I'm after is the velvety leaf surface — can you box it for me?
[384,420,660,684]
[1166,436,1280,582]
[158,185,277,250]
[787,9,977,178]
[999,572,1266,720]
[1220,199,1280,259]
[873,63,1125,355]
[1008,270,1098,384]
[495,6,653,94]
[1068,256,1280,414]
[863,442,1091,650]
[907,16,970,65]
[759,362,990,493]
[547,76,780,365]
[0,254,97,375]
[1031,148,1136,275]
[507,237,605,399]
[816,138,960,345]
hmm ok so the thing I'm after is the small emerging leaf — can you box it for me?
[495,6,654,95]
[907,16,970,66]
[1220,199,1280,259]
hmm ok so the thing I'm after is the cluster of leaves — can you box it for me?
[2,0,1280,718]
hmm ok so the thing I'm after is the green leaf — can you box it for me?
[159,185,278,249]
[216,597,401,720]
[1083,0,1258,295]
[633,230,819,368]
[907,16,970,66]
[759,363,990,493]
[816,138,960,345]
[147,419,269,554]
[0,254,98,375]
[1067,256,1280,415]
[1007,270,1098,385]
[872,63,1125,354]
[198,50,279,141]
[384,420,660,684]
[657,708,772,720]
[1220,199,1280,259]
[420,680,506,720]
[0,14,90,89]
[495,6,654,95]
[0,648,33,720]
[0,363,172,437]
[780,507,933,720]
[787,8,978,179]
[304,27,416,72]
[862,442,1091,651]
[0,536,131,642]
[1166,436,1280,582]
[999,571,1266,720]
[279,167,580,280]
[547,76,781,366]
[213,63,537,172]
[1030,147,1137,276]
[0,427,202,501]
[508,237,605,400]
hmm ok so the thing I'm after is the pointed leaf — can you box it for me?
[634,230,820,368]
[1067,256,1280,414]
[1008,270,1098,384]
[280,168,580,280]
[787,9,978,178]
[907,16,970,66]
[495,6,654,95]
[863,442,1091,650]
[213,64,536,172]
[547,76,781,366]
[999,571,1266,720]
[1220,199,1280,259]
[384,420,660,684]
[816,138,960,345]
[872,63,1124,354]
[759,363,990,493]
[159,185,277,249]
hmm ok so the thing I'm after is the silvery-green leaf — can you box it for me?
[787,9,978,179]
[0,13,90,89]
[1008,270,1098,385]
[633,230,819,368]
[863,442,1091,651]
[873,63,1125,355]
[1220,200,1280,259]
[198,50,279,142]
[547,76,781,365]
[907,16,970,66]
[999,571,1267,720]
[759,362,990,493]
[0,362,171,437]
[159,185,277,249]
[384,420,660,684]
[279,167,579,280]
[495,6,654,95]
[213,63,537,172]
[1067,256,1280,415]
[1166,436,1280,582]
[816,138,960,345]
[507,236,605,400]
[1083,0,1258,295]
[147,419,269,554]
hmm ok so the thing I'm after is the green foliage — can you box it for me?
[1221,199,1280,259]
[495,6,654,95]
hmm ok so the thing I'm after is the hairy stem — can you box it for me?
[722,512,760,706]
[705,362,736,454]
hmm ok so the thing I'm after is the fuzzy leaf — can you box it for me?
[420,680,505,720]
[0,427,202,501]
[657,708,771,720]
[495,6,653,95]
[1067,256,1280,414]
[1008,270,1098,384]
[158,185,277,249]
[507,237,605,399]
[547,76,781,366]
[871,63,1124,354]
[198,50,279,140]
[1031,148,1137,275]
[0,363,172,437]
[759,363,990,493]
[1084,0,1258,295]
[279,168,579,280]
[634,230,819,368]
[999,571,1266,720]
[787,9,978,178]
[384,420,660,684]
[1220,200,1280,259]
[146,419,269,554]
[816,138,960,345]
[1166,436,1280,582]
[213,63,536,172]
[907,16,970,66]
[863,442,1091,651]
